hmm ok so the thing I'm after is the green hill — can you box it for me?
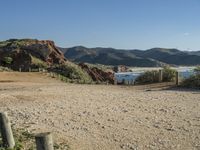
[60,46,200,66]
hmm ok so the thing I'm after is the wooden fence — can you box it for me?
[0,112,54,150]
[18,67,181,86]
[115,69,180,86]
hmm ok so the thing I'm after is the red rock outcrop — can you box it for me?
[79,63,114,84]
[0,39,66,71]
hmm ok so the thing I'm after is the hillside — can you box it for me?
[0,39,66,71]
[60,46,165,67]
[137,48,200,65]
[1,39,200,69]
[0,39,114,83]
[60,46,200,66]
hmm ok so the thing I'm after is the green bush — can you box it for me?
[135,67,176,84]
[181,74,200,89]
[162,67,176,82]
[194,66,200,75]
[135,70,159,84]
[3,57,13,64]
[30,55,47,68]
[181,66,200,89]
[53,63,93,84]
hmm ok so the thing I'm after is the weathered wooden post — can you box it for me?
[35,132,54,150]
[176,71,179,86]
[29,67,31,72]
[113,76,117,85]
[57,74,60,79]
[50,72,53,78]
[159,69,163,82]
[19,67,22,72]
[0,112,15,149]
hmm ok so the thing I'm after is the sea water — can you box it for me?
[115,67,196,84]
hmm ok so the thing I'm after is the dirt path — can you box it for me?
[0,72,200,150]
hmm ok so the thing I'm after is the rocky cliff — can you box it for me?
[79,63,114,84]
[0,39,66,71]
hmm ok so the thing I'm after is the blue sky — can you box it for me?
[0,0,200,50]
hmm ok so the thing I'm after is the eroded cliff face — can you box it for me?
[79,63,114,84]
[0,39,66,71]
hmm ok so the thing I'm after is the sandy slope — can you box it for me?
[0,72,200,150]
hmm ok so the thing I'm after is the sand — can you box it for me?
[0,72,199,150]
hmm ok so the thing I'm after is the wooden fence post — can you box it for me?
[176,71,179,86]
[114,79,117,85]
[159,69,163,82]
[50,72,53,78]
[35,132,54,150]
[19,67,22,72]
[0,112,15,149]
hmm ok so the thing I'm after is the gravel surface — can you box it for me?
[0,72,200,150]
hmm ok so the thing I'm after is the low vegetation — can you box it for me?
[162,66,176,82]
[0,128,34,150]
[0,39,37,48]
[181,66,200,89]
[0,128,70,150]
[30,55,47,68]
[85,63,113,72]
[50,63,93,84]
[0,66,13,72]
[135,70,159,84]
[135,67,176,84]
[3,57,13,65]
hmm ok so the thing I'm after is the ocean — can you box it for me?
[115,67,196,84]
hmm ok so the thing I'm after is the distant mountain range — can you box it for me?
[0,38,200,68]
[59,46,200,67]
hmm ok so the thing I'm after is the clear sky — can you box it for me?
[0,0,200,50]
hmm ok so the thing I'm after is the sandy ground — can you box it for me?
[0,72,200,150]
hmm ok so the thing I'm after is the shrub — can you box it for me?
[3,57,13,64]
[135,70,159,84]
[181,66,200,89]
[194,66,200,75]
[162,66,176,82]
[181,74,200,89]
[51,63,93,84]
[0,66,12,72]
[30,55,47,68]
[135,67,176,84]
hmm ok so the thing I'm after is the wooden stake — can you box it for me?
[159,69,163,82]
[35,132,54,150]
[0,112,15,149]
[176,71,179,86]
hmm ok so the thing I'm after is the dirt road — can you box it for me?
[0,72,199,150]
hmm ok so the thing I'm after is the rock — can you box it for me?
[0,39,66,71]
[79,63,114,84]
